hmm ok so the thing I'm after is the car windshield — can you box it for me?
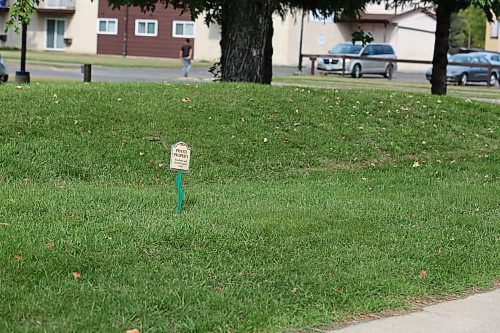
[449,55,471,63]
[329,44,363,54]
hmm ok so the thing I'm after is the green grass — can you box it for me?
[275,74,500,102]
[0,83,499,332]
[1,50,212,68]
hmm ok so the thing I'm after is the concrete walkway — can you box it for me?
[330,289,500,333]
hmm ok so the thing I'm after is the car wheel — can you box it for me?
[351,64,362,78]
[0,74,7,83]
[488,73,497,87]
[458,73,468,86]
[383,65,394,78]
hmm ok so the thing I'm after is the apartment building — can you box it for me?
[0,0,192,58]
[1,1,437,70]
[485,17,500,52]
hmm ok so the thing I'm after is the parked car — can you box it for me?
[317,42,397,78]
[0,55,8,83]
[425,54,498,86]
[467,51,500,84]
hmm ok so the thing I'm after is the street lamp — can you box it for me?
[298,9,305,72]
[15,22,30,83]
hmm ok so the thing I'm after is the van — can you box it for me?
[317,42,397,78]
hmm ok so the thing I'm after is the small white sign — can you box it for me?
[170,141,191,171]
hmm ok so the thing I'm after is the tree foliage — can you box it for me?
[3,0,38,33]
[458,6,487,49]
[449,12,467,53]
[107,0,369,24]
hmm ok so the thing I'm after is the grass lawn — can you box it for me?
[0,49,212,68]
[0,82,499,332]
[274,75,500,102]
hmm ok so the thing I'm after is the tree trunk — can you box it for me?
[220,0,275,83]
[431,1,453,95]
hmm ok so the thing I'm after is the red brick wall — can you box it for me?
[97,1,193,58]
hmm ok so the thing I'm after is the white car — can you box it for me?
[317,42,397,78]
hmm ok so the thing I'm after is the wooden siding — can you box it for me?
[97,1,193,58]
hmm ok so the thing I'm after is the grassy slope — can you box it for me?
[0,83,499,332]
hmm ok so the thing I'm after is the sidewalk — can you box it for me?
[329,289,500,333]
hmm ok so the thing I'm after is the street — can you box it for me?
[3,62,429,83]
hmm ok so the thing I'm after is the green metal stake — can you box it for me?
[176,170,184,214]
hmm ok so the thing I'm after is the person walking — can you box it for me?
[180,39,193,77]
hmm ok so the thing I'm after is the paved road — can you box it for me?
[330,289,500,333]
[3,62,428,83]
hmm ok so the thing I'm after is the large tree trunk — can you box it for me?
[431,1,453,95]
[220,0,274,83]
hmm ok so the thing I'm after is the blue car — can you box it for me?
[426,54,498,86]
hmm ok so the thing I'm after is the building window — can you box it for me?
[135,20,158,37]
[97,19,118,35]
[46,19,66,50]
[491,20,499,38]
[172,20,195,38]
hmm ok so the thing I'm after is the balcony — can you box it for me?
[36,0,75,14]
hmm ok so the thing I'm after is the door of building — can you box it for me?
[46,19,65,50]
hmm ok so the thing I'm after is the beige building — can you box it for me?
[195,3,436,71]
[485,17,499,52]
[0,0,98,54]
[1,1,436,71]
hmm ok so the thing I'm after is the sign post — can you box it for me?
[170,142,191,214]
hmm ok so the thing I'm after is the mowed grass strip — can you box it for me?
[0,83,499,332]
[274,75,500,101]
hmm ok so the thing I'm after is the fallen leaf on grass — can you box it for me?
[45,241,55,248]
[419,270,427,279]
[13,255,22,261]
[126,329,141,333]
[71,272,81,280]
[215,286,223,293]
[182,97,191,103]
[412,161,420,168]
[0,223,10,227]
